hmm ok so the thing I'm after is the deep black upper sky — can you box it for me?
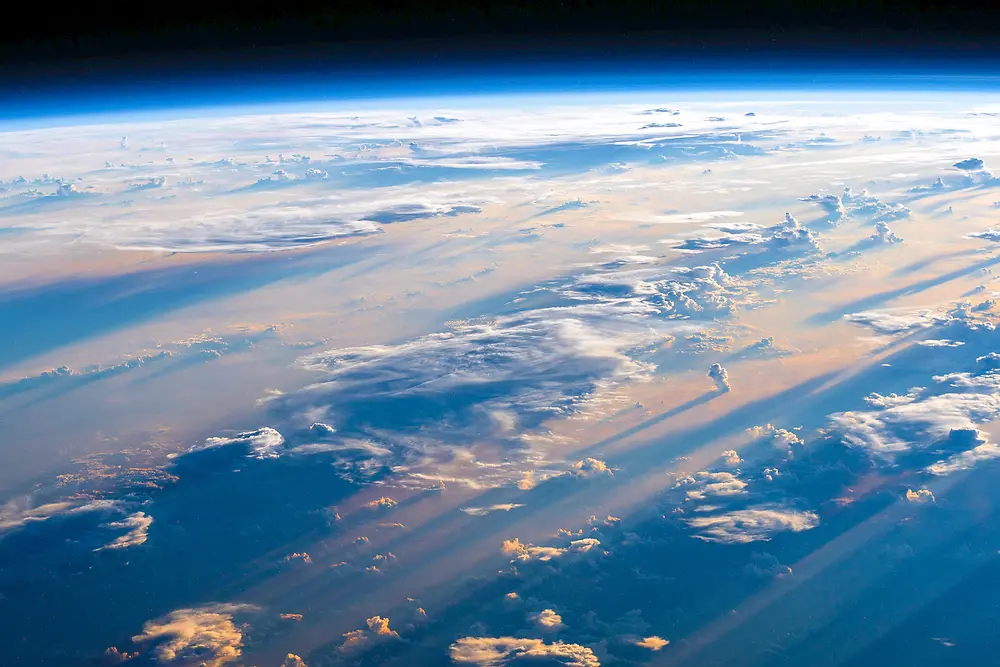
[4,0,1000,70]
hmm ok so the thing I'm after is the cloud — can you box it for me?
[280,655,308,667]
[365,496,398,510]
[966,229,1000,242]
[270,256,707,487]
[800,187,909,224]
[747,423,803,452]
[529,608,565,631]
[502,537,602,563]
[668,213,820,253]
[918,339,965,348]
[827,375,1000,460]
[843,309,947,335]
[94,511,152,551]
[635,636,669,651]
[0,497,119,538]
[571,458,614,477]
[131,603,259,667]
[870,220,903,244]
[708,363,731,392]
[675,471,747,501]
[191,427,286,459]
[720,449,743,466]
[685,505,819,543]
[905,488,935,503]
[461,504,524,516]
[338,615,400,652]
[449,637,600,666]
[925,429,1000,476]
[954,158,985,171]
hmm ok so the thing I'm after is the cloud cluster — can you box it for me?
[339,615,400,653]
[131,603,259,667]
[266,254,724,487]
[192,427,286,459]
[450,637,600,666]
[827,361,1000,474]
[670,213,820,253]
[800,187,910,225]
[502,537,602,563]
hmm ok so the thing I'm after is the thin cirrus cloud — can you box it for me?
[685,505,820,544]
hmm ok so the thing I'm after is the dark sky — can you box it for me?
[3,0,1000,119]
[5,0,1000,69]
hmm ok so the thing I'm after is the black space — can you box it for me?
[4,0,1000,76]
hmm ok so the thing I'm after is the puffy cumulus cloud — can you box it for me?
[555,261,745,319]
[708,363,731,392]
[502,537,601,563]
[747,424,803,452]
[675,471,747,501]
[670,213,820,253]
[461,504,524,516]
[131,603,260,666]
[190,427,286,459]
[449,637,600,666]
[827,372,1000,462]
[94,511,152,551]
[925,429,1000,476]
[280,654,308,667]
[338,616,400,653]
[905,488,935,503]
[365,496,398,510]
[571,458,614,477]
[685,505,819,543]
[283,552,313,565]
[870,220,903,244]
[529,608,566,631]
[800,187,909,224]
[720,449,743,466]
[635,636,669,651]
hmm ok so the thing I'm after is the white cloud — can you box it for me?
[95,511,153,551]
[844,309,947,335]
[450,637,600,666]
[870,220,903,244]
[571,458,613,477]
[828,381,1000,458]
[191,427,286,459]
[460,504,524,516]
[686,505,819,543]
[925,430,1000,476]
[708,363,731,392]
[675,471,747,500]
[529,608,565,631]
[635,636,669,651]
[131,603,259,667]
[0,497,119,538]
[905,488,935,503]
